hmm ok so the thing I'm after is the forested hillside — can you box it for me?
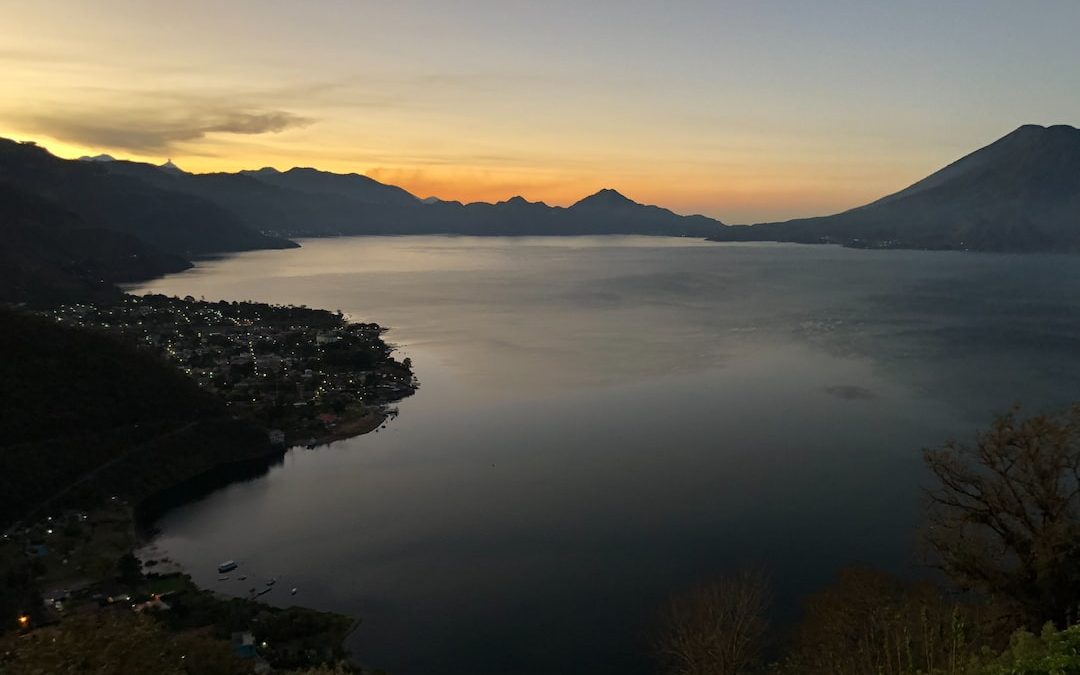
[0,310,268,527]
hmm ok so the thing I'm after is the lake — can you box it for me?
[130,236,1080,674]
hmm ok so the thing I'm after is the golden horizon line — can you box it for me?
[13,133,748,220]
[5,131,938,225]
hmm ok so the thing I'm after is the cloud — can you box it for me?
[203,111,310,135]
[7,106,313,153]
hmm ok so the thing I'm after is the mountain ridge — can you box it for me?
[715,124,1080,251]
[13,123,1080,258]
[81,156,726,237]
[0,138,296,256]
[0,182,191,304]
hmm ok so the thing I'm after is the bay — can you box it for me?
[130,236,1080,674]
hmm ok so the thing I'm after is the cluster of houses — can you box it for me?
[5,503,313,672]
[50,294,417,444]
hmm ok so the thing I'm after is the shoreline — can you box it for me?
[134,404,395,530]
[127,401,406,668]
[311,408,389,446]
[2,292,417,672]
[130,411,395,670]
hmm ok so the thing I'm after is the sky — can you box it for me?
[1,0,1078,223]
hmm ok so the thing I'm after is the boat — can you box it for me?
[218,576,230,581]
[291,587,298,595]
[266,578,276,586]
[217,560,238,573]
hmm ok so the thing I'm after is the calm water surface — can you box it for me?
[131,236,1080,675]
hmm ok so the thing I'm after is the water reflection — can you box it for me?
[131,237,1080,675]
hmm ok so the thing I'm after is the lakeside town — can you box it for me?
[49,294,417,447]
[1,293,419,673]
[1,499,356,672]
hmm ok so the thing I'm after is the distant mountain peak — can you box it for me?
[571,188,637,209]
[78,153,117,163]
[159,159,183,173]
[730,122,1080,251]
[1004,123,1080,142]
[1012,123,1078,131]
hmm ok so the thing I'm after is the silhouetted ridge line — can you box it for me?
[72,152,727,237]
[713,124,1080,252]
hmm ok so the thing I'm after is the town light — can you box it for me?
[17,615,29,628]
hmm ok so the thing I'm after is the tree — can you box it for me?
[922,406,1080,628]
[785,566,987,675]
[654,568,771,675]
[975,623,1080,675]
[117,552,142,584]
[0,612,247,674]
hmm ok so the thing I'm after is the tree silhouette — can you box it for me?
[922,406,1080,628]
[654,568,770,675]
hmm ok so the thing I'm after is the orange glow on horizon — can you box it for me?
[2,3,1078,224]
[7,128,920,224]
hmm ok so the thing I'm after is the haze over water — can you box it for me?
[131,236,1080,675]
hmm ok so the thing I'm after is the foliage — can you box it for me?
[0,612,247,675]
[151,575,353,670]
[972,623,1080,675]
[654,568,771,675]
[922,406,1080,628]
[0,309,268,527]
[116,553,142,585]
[0,540,42,636]
[784,566,995,675]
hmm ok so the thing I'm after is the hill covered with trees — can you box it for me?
[0,309,270,528]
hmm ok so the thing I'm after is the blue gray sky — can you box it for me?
[1,0,1077,221]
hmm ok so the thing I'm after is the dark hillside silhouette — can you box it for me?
[0,138,295,256]
[716,124,1080,251]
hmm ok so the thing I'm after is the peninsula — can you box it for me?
[0,293,416,672]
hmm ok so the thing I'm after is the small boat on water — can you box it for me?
[217,560,238,573]
[291,587,298,595]
[218,576,230,581]
[266,578,276,587]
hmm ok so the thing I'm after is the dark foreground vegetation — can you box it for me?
[0,140,416,669]
[0,296,415,530]
[654,406,1080,675]
[0,294,415,673]
[0,309,268,528]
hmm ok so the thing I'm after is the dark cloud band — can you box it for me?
[9,107,313,153]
